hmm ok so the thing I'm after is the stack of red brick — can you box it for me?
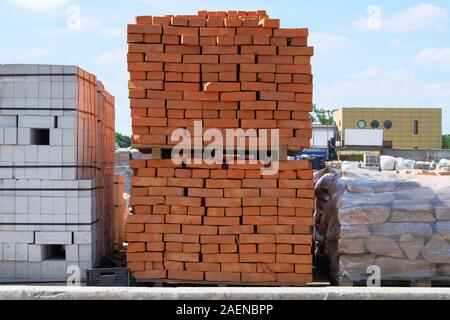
[126,10,315,284]
[128,10,313,150]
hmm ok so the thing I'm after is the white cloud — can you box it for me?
[354,3,448,32]
[95,49,125,67]
[21,48,49,59]
[414,48,450,68]
[315,67,450,132]
[309,33,352,54]
[100,27,124,38]
[5,0,71,12]
[389,38,405,48]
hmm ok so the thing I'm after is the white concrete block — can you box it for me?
[15,243,28,261]
[28,197,40,214]
[64,66,78,74]
[29,245,44,262]
[37,146,50,162]
[0,97,14,108]
[41,197,53,214]
[79,244,92,261]
[41,260,66,280]
[0,231,34,243]
[66,244,79,262]
[0,115,16,127]
[38,98,51,108]
[58,116,75,128]
[38,81,51,98]
[15,197,28,214]
[66,198,79,215]
[4,127,17,144]
[50,98,64,109]
[0,243,2,259]
[14,97,26,108]
[73,232,92,244]
[14,81,26,97]
[26,97,39,108]
[35,232,72,245]
[51,65,64,74]
[53,197,66,215]
[16,262,29,279]
[4,243,15,260]
[51,82,64,99]
[13,146,25,163]
[0,128,3,144]
[26,81,39,98]
[49,146,62,163]
[19,115,54,128]
[28,262,41,278]
[24,145,38,162]
[0,262,15,278]
[62,129,76,146]
[62,168,76,180]
[49,168,62,179]
[0,81,14,98]
[64,82,77,99]
[17,128,30,145]
[0,168,12,179]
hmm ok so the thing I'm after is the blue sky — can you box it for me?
[1,0,449,135]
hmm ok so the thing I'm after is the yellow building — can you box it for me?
[333,107,442,149]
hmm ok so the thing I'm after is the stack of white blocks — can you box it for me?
[0,64,114,282]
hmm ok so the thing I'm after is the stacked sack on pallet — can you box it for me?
[315,168,450,283]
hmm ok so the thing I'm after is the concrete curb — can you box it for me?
[1,286,450,300]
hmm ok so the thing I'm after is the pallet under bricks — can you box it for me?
[127,10,313,151]
[0,64,115,282]
[126,11,315,285]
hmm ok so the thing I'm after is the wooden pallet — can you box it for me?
[135,279,330,288]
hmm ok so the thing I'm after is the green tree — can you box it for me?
[443,134,450,149]
[310,104,337,125]
[115,132,131,148]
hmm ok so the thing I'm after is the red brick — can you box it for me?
[202,244,219,254]
[147,242,165,252]
[145,223,180,234]
[200,235,236,244]
[200,27,235,36]
[243,216,278,225]
[128,261,145,272]
[163,260,184,271]
[127,224,144,233]
[128,215,164,224]
[171,15,189,26]
[166,215,202,225]
[206,179,241,189]
[241,45,276,55]
[127,252,162,262]
[205,272,240,282]
[165,63,200,73]
[295,264,312,274]
[257,225,292,234]
[133,270,166,279]
[259,18,280,28]
[203,254,239,263]
[240,234,275,244]
[128,242,145,253]
[168,270,204,281]
[237,27,272,36]
[221,91,256,101]
[166,196,202,207]
[164,233,199,243]
[185,262,220,272]
[183,225,218,235]
[259,244,276,253]
[205,198,241,208]
[203,82,240,92]
[128,24,162,34]
[204,217,240,226]
[168,178,204,188]
[240,253,275,263]
[276,254,312,264]
[273,28,309,37]
[165,252,200,262]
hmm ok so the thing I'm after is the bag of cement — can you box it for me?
[380,156,396,170]
[318,167,450,284]
[395,158,415,170]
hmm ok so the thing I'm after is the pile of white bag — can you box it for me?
[315,167,450,283]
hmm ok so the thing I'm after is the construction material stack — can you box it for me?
[126,11,314,285]
[0,64,115,282]
[315,168,450,285]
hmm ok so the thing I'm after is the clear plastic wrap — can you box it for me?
[316,167,450,283]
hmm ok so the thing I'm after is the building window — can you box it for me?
[357,120,366,129]
[371,120,380,129]
[413,120,419,135]
[30,128,50,145]
[384,120,392,129]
